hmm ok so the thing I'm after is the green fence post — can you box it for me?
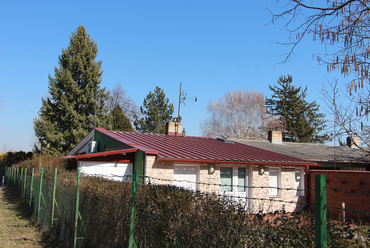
[23,168,27,198]
[30,168,34,207]
[129,170,138,248]
[74,169,81,248]
[37,168,44,222]
[20,168,23,193]
[4,167,7,185]
[14,168,17,185]
[14,168,16,186]
[315,174,327,248]
[51,168,58,228]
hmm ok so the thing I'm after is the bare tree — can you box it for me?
[201,89,281,139]
[271,0,370,147]
[107,82,139,122]
[321,79,370,148]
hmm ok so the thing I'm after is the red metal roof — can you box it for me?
[95,128,315,165]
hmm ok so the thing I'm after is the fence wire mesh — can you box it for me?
[4,167,370,247]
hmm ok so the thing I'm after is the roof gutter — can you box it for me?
[75,148,138,159]
[157,158,317,167]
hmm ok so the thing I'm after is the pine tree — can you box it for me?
[34,26,109,154]
[112,105,134,132]
[266,75,328,143]
[134,86,174,134]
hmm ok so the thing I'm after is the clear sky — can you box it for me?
[0,0,346,153]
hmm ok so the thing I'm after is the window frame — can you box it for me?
[269,167,281,197]
[295,167,305,196]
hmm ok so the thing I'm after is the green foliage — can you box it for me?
[266,75,328,143]
[111,105,134,132]
[33,26,109,154]
[134,86,174,134]
[7,171,367,247]
[0,151,32,167]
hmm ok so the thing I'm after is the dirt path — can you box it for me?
[0,186,43,248]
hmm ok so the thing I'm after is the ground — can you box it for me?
[0,187,43,248]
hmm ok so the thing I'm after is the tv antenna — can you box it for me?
[177,82,197,134]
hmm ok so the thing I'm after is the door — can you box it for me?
[220,166,250,208]
[173,166,198,191]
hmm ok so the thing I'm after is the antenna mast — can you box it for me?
[176,82,197,135]
[177,82,182,135]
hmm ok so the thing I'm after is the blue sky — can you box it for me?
[0,1,346,152]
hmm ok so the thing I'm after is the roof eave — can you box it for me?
[157,158,317,166]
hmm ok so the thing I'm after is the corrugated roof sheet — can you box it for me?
[230,139,369,163]
[96,128,314,165]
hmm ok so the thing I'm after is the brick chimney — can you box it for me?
[165,122,183,136]
[268,130,282,144]
[347,136,360,148]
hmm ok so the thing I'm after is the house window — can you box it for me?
[238,167,246,192]
[269,167,280,197]
[295,167,305,196]
[220,167,233,192]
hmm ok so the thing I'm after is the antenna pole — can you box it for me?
[177,82,182,135]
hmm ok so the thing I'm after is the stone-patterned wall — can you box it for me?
[198,164,220,193]
[251,166,305,213]
[145,156,305,213]
[145,155,174,185]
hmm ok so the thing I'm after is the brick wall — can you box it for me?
[308,170,370,219]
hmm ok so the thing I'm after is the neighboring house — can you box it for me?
[232,131,370,171]
[67,123,316,213]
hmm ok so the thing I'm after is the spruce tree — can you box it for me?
[34,26,109,154]
[266,75,328,143]
[134,86,174,134]
[112,105,134,132]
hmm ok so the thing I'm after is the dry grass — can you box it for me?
[0,187,43,248]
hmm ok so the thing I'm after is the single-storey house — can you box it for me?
[232,131,370,171]
[67,123,317,213]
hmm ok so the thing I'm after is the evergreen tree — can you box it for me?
[112,105,134,132]
[134,86,174,134]
[266,75,328,143]
[34,26,109,154]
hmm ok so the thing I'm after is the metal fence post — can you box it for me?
[51,168,58,228]
[74,169,81,248]
[315,174,327,248]
[20,168,23,192]
[30,168,34,207]
[37,168,44,222]
[129,170,138,248]
[23,168,27,198]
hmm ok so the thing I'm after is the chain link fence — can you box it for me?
[4,167,370,247]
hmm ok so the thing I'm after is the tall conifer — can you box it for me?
[134,86,174,134]
[112,105,134,132]
[266,75,328,143]
[34,26,109,154]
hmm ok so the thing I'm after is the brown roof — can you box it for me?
[95,128,315,165]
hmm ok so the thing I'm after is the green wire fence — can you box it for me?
[3,167,370,247]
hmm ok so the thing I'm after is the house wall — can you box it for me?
[199,164,220,193]
[251,166,305,213]
[145,156,305,213]
[308,170,370,219]
[94,130,125,152]
[145,155,174,185]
